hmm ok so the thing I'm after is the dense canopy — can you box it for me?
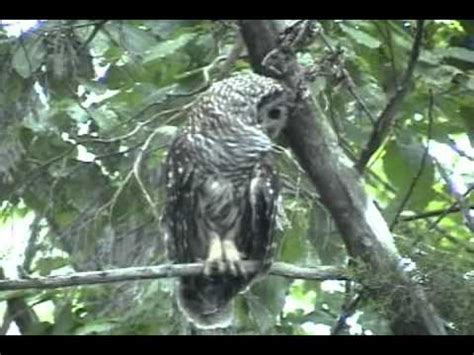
[0,20,472,335]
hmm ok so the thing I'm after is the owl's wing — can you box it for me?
[240,158,280,274]
[162,133,199,264]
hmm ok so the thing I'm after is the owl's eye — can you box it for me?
[268,108,281,120]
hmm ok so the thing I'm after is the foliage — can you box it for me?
[0,19,473,335]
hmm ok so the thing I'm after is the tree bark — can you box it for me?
[239,20,446,335]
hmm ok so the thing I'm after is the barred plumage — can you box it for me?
[161,72,290,329]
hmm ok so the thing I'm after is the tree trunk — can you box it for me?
[239,19,446,335]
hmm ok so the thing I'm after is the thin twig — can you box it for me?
[215,32,245,81]
[433,225,474,254]
[374,21,398,88]
[427,186,474,231]
[9,146,77,201]
[343,72,377,125]
[410,186,474,248]
[32,21,108,34]
[132,126,165,221]
[356,20,425,173]
[390,89,434,230]
[331,291,366,335]
[130,105,193,220]
[78,20,108,52]
[318,32,377,125]
[0,262,349,292]
[105,170,133,217]
[83,104,191,145]
[447,138,474,161]
[400,204,474,222]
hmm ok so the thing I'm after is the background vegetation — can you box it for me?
[0,19,473,335]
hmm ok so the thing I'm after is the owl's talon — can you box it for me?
[221,240,244,276]
[217,260,226,274]
[228,260,245,276]
[227,260,238,276]
[203,260,215,276]
[204,259,227,276]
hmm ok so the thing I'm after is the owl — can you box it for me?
[161,72,291,329]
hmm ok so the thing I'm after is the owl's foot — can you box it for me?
[203,259,227,276]
[203,239,245,276]
[203,237,226,276]
[222,240,244,276]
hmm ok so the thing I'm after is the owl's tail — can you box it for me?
[177,276,241,329]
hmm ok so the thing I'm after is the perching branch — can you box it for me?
[356,20,425,172]
[0,262,349,292]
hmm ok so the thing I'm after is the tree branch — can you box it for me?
[356,20,425,172]
[318,32,377,125]
[390,89,434,230]
[239,19,446,335]
[400,204,474,222]
[427,185,474,231]
[78,20,108,52]
[0,262,349,292]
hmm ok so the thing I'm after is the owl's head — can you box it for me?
[256,89,290,139]
[230,71,292,139]
[195,72,293,138]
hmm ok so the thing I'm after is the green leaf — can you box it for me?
[308,203,344,265]
[74,320,119,335]
[251,277,290,315]
[103,64,140,90]
[244,296,275,333]
[340,23,382,49]
[12,36,46,78]
[382,139,435,213]
[104,23,156,55]
[36,257,69,276]
[279,206,309,264]
[441,47,474,64]
[91,107,121,132]
[52,302,76,335]
[460,105,474,143]
[0,72,25,104]
[118,24,157,54]
[143,33,196,64]
[143,20,203,39]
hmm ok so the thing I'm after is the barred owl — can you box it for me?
[162,72,290,329]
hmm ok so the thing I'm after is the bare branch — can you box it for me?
[78,20,108,52]
[356,20,425,172]
[318,32,377,125]
[132,126,165,221]
[390,89,434,230]
[331,290,366,335]
[0,262,349,292]
[427,185,474,231]
[400,204,474,222]
[215,32,245,81]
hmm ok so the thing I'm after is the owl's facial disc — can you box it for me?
[258,103,288,138]
[267,107,282,120]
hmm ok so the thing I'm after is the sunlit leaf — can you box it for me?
[143,33,196,64]
[340,23,382,49]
